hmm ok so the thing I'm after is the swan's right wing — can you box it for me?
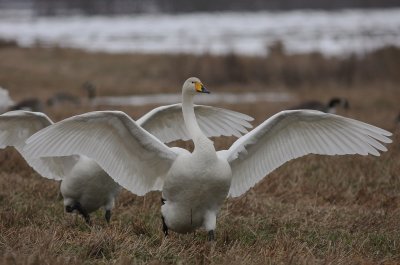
[24,111,178,195]
[0,110,76,180]
[137,104,253,143]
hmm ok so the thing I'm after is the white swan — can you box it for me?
[0,104,252,223]
[24,77,392,239]
[0,86,14,113]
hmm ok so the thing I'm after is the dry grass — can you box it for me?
[0,46,399,264]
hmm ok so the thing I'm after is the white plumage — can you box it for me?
[0,87,14,113]
[1,104,252,223]
[24,77,392,239]
[222,110,391,197]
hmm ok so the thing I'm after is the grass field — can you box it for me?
[0,45,399,264]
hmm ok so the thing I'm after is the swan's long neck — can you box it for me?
[182,92,213,151]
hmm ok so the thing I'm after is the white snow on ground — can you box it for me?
[0,9,399,56]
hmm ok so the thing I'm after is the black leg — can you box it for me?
[161,215,169,236]
[208,230,215,241]
[161,198,168,236]
[105,210,111,224]
[74,202,91,224]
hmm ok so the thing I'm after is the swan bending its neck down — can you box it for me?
[24,77,392,240]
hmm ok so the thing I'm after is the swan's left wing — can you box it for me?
[24,111,178,195]
[219,110,392,197]
[0,110,76,180]
[137,104,253,143]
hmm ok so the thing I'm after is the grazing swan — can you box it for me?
[24,77,392,240]
[1,104,252,223]
[289,97,349,113]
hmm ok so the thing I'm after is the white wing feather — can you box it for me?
[137,104,253,143]
[220,110,392,197]
[24,111,178,195]
[0,111,77,180]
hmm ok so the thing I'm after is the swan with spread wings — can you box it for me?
[0,104,252,223]
[24,77,392,239]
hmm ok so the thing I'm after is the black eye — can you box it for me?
[191,81,195,84]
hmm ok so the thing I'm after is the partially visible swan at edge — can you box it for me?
[0,103,253,223]
[0,86,14,113]
[24,77,392,240]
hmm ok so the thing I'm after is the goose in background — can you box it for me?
[8,98,44,112]
[395,112,400,128]
[46,81,97,107]
[2,82,97,113]
[289,97,349,114]
[24,77,391,240]
[82,81,96,102]
[1,104,252,223]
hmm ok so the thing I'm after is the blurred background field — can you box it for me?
[0,1,400,264]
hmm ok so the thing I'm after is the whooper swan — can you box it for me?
[24,77,391,239]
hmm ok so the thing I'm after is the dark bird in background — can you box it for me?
[8,98,44,112]
[8,81,98,112]
[46,81,97,107]
[396,112,400,125]
[82,81,97,101]
[288,97,349,114]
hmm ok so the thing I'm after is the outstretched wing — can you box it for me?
[0,111,52,150]
[0,111,77,180]
[219,110,392,197]
[25,111,178,195]
[137,104,253,143]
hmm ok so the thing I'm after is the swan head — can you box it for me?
[182,77,210,95]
